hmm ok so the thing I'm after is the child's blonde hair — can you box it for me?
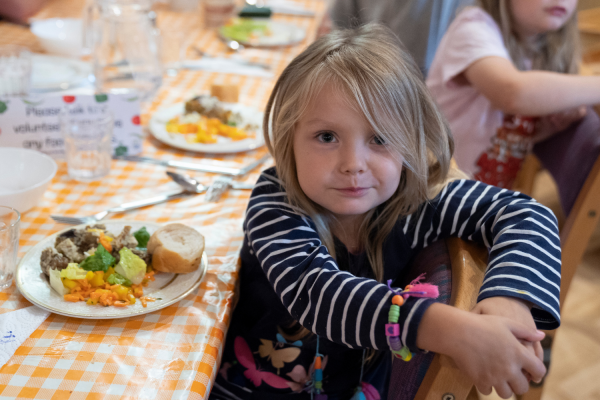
[478,0,580,73]
[264,23,460,284]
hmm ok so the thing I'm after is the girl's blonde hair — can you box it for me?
[264,23,462,286]
[477,0,580,73]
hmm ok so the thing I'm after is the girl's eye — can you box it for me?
[373,136,386,145]
[317,132,336,143]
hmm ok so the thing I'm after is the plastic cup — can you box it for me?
[0,45,32,97]
[61,109,113,182]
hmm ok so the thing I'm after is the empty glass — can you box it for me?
[61,107,113,182]
[0,45,32,97]
[85,0,163,102]
[0,206,20,290]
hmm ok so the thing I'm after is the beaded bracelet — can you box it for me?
[385,274,439,361]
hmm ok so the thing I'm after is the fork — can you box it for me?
[50,190,189,225]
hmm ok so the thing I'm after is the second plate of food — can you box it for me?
[219,19,306,47]
[149,97,265,154]
[16,221,208,319]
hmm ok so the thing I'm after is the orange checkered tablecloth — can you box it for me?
[0,1,326,398]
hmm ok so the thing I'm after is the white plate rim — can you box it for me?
[149,102,265,154]
[15,221,208,319]
[31,54,91,92]
[219,20,306,47]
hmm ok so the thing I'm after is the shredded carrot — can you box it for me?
[64,294,80,302]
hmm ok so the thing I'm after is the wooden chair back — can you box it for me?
[413,237,488,400]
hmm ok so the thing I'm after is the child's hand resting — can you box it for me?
[417,304,546,399]
[472,297,544,374]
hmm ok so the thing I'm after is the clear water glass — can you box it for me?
[62,111,113,182]
[0,206,20,290]
[0,45,32,97]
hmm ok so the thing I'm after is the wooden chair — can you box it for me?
[518,152,600,400]
[388,237,488,400]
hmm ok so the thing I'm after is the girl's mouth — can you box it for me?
[335,187,370,197]
[546,6,567,17]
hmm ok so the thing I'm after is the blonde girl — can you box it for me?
[427,0,600,215]
[210,24,557,400]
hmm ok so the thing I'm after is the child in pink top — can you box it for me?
[427,0,600,215]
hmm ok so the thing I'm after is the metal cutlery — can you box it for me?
[167,171,254,202]
[114,153,272,177]
[192,46,271,70]
[50,189,193,225]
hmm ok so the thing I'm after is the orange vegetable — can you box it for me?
[99,232,113,253]
[113,300,129,307]
[64,294,80,302]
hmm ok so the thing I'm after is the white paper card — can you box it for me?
[0,93,144,158]
[0,306,50,367]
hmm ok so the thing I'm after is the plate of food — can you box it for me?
[16,221,207,319]
[149,95,264,154]
[219,18,306,47]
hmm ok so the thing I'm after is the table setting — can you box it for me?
[0,0,325,398]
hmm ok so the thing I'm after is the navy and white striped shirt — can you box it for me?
[241,167,561,352]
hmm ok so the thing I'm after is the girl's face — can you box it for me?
[509,0,577,38]
[293,85,403,221]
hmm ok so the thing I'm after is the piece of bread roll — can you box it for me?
[210,83,239,103]
[147,224,204,274]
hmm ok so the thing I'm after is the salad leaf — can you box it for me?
[107,272,132,286]
[220,18,268,43]
[60,263,88,280]
[133,227,150,248]
[80,245,115,272]
[114,247,146,285]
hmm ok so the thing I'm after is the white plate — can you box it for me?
[219,20,306,47]
[31,54,91,92]
[149,102,265,154]
[16,221,208,319]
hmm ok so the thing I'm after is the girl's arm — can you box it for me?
[464,56,600,116]
[408,179,561,330]
[244,169,436,352]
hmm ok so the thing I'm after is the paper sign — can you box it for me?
[0,93,143,158]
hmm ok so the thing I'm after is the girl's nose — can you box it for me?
[339,143,367,174]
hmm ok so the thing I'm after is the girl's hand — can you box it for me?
[472,297,544,375]
[449,314,546,399]
[417,304,546,399]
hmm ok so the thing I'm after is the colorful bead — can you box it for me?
[391,295,404,306]
[315,395,328,400]
[385,323,400,336]
[314,356,322,369]
[405,285,413,291]
[351,389,367,400]
[398,345,412,361]
[388,335,402,351]
[314,369,323,381]
[314,381,323,390]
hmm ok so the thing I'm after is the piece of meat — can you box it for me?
[55,229,76,248]
[112,226,138,251]
[56,238,85,263]
[40,247,70,276]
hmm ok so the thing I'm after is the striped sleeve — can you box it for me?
[244,170,413,351]
[407,179,562,330]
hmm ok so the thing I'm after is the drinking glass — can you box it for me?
[203,0,236,28]
[61,108,113,182]
[0,45,32,97]
[0,206,20,290]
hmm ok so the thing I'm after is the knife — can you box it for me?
[114,153,271,177]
